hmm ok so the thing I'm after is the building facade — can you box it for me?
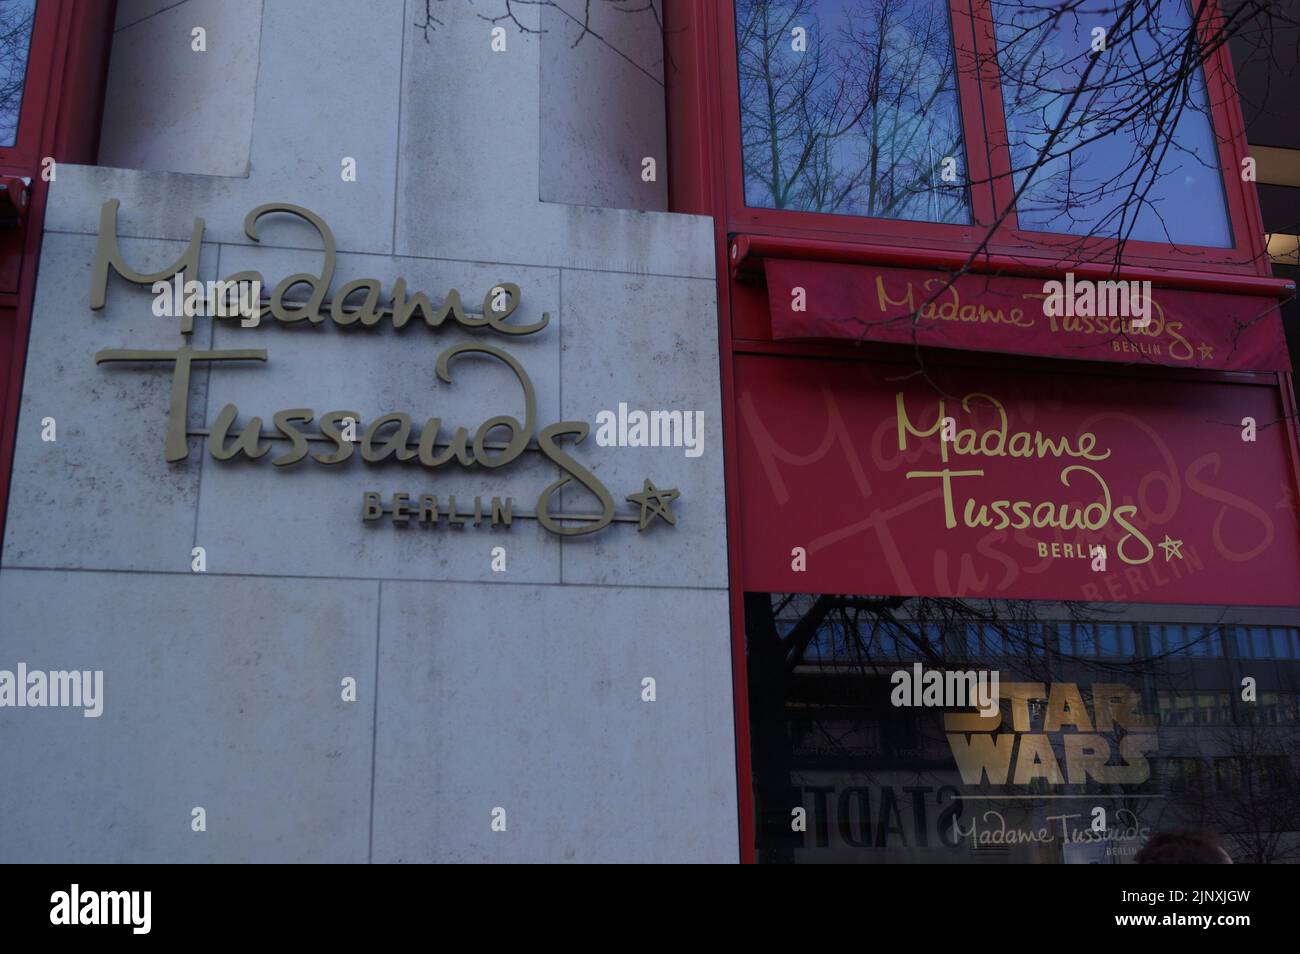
[0,0,737,863]
[664,0,1300,863]
[0,0,1297,863]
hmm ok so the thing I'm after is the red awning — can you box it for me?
[735,354,1300,605]
[764,258,1292,373]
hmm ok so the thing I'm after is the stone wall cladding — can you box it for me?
[0,0,736,862]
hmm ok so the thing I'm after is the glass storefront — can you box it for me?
[746,592,1300,863]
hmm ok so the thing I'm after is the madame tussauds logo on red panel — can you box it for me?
[735,356,1299,605]
[913,391,1157,568]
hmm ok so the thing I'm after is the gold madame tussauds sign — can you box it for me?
[90,199,680,535]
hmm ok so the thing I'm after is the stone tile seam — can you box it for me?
[115,0,192,33]
[558,266,564,585]
[0,565,728,593]
[190,245,219,553]
[391,0,407,258]
[244,0,267,182]
[367,578,382,865]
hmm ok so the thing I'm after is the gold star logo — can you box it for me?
[626,479,679,531]
[1198,342,1214,360]
[1158,535,1184,561]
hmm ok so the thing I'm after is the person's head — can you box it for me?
[1135,831,1233,864]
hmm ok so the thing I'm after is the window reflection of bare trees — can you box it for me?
[992,0,1233,247]
[736,0,968,221]
[0,0,35,148]
[1174,712,1300,863]
[746,592,1300,862]
[735,0,1296,258]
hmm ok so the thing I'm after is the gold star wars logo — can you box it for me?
[945,682,1157,785]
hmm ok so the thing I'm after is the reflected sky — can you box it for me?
[0,0,35,148]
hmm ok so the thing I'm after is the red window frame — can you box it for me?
[714,0,1270,277]
[0,0,62,172]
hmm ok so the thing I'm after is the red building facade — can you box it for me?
[667,0,1300,863]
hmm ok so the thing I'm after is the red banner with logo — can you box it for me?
[764,259,1291,373]
[736,354,1300,605]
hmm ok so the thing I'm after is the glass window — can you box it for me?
[808,619,837,659]
[1214,758,1243,792]
[734,0,970,223]
[1259,757,1289,791]
[876,625,897,656]
[1022,623,1046,655]
[1168,758,1203,793]
[990,0,1232,247]
[1042,622,1060,655]
[745,593,1300,864]
[0,0,36,147]
[1196,693,1215,725]
[1098,624,1120,656]
[1196,696,1216,727]
[939,623,966,659]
